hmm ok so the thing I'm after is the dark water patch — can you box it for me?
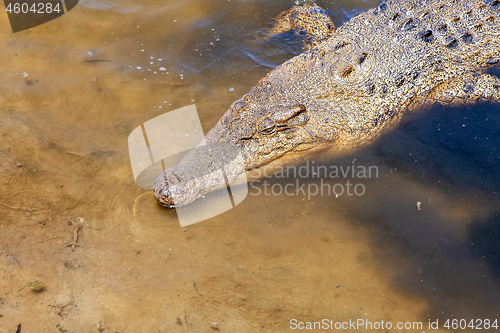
[350,185,500,322]
[340,101,500,321]
[374,102,500,198]
[469,214,500,278]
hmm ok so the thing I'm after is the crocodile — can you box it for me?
[154,0,500,207]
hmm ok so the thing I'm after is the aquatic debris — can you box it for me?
[27,280,44,292]
[49,298,74,316]
[96,321,106,330]
[0,202,38,213]
[6,254,18,265]
[83,59,111,64]
[66,224,82,252]
[193,280,202,296]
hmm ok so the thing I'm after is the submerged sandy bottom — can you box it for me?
[0,0,499,332]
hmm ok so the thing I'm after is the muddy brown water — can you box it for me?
[0,0,499,332]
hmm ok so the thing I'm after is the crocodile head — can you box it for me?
[153,65,338,207]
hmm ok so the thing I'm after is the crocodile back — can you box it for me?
[289,0,500,146]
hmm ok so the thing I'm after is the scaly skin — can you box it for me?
[154,0,500,207]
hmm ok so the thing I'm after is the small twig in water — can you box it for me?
[193,280,202,296]
[65,226,82,252]
[0,202,35,213]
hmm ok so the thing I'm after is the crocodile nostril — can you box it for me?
[153,172,176,208]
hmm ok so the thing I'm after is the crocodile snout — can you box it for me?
[153,172,176,207]
[153,170,201,208]
[153,141,245,208]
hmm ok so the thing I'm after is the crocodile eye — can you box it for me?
[257,117,276,135]
[261,126,276,135]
